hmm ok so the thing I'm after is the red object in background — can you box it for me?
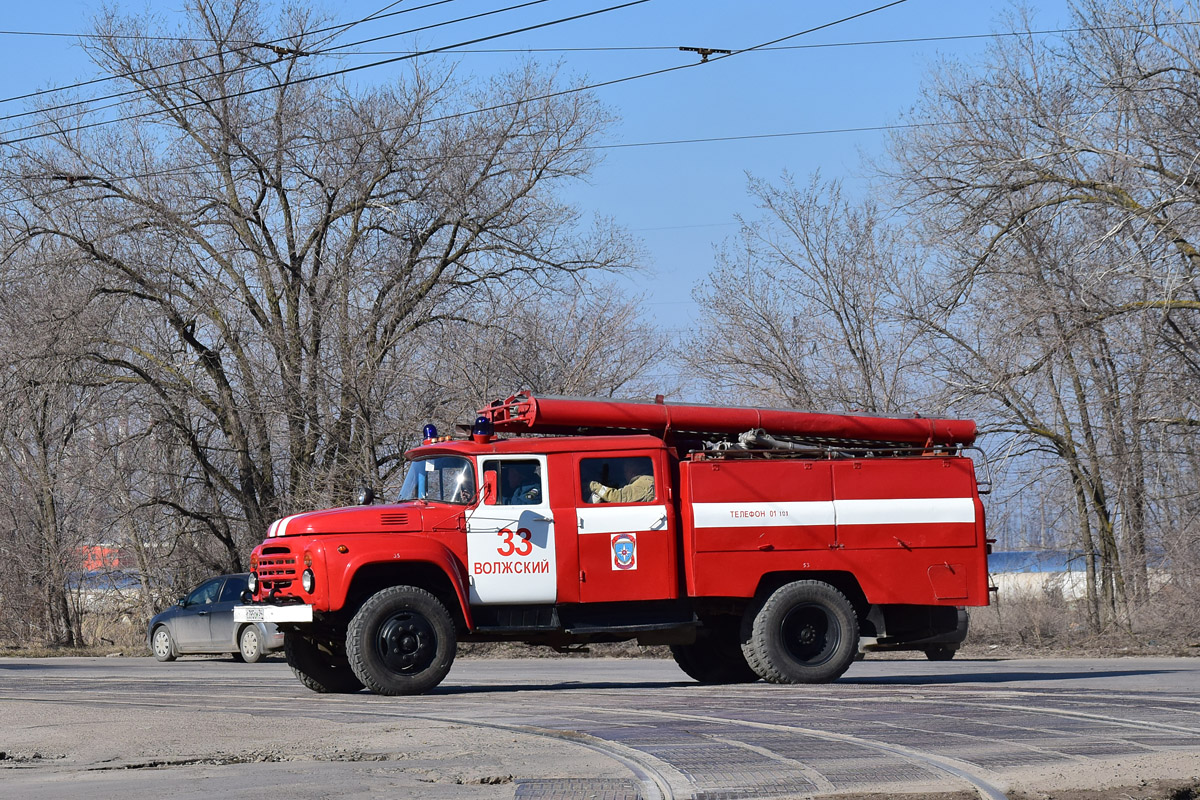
[78,545,121,571]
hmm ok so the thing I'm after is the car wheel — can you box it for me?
[151,626,176,662]
[670,617,759,684]
[284,632,364,693]
[346,586,456,696]
[741,580,859,684]
[925,644,958,661]
[239,625,265,663]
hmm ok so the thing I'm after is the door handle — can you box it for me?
[651,515,667,530]
[197,611,209,616]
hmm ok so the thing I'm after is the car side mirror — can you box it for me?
[482,472,497,506]
[177,597,188,607]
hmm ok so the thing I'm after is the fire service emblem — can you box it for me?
[611,532,637,570]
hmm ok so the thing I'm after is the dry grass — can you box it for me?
[968,578,1200,657]
[0,644,143,658]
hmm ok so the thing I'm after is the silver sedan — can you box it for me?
[147,573,284,663]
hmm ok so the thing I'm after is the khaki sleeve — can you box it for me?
[605,475,655,504]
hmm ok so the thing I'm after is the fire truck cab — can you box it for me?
[235,393,989,695]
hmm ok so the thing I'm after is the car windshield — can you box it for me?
[398,456,476,505]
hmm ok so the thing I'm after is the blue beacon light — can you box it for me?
[422,424,437,441]
[471,415,494,442]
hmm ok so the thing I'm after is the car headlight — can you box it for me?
[301,569,314,593]
[247,572,258,594]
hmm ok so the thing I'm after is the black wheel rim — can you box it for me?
[375,610,437,674]
[780,604,838,665]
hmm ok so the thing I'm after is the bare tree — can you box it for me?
[1,0,635,573]
[682,173,928,414]
[885,0,1200,630]
[0,243,106,646]
[424,283,670,411]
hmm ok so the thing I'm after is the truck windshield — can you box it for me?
[398,456,476,505]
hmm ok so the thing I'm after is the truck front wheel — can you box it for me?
[742,580,859,684]
[284,631,364,693]
[346,586,456,696]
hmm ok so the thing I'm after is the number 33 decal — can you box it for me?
[496,527,533,556]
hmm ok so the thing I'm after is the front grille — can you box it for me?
[258,545,298,590]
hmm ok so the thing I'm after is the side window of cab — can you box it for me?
[483,459,543,506]
[581,456,655,504]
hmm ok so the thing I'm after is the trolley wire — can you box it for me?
[4,7,1197,138]
[0,0,460,109]
[321,20,1200,56]
[0,0,645,147]
[0,1,912,210]
[0,0,557,133]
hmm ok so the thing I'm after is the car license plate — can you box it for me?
[234,604,314,623]
[234,605,265,622]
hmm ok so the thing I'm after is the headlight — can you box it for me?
[247,572,258,594]
[301,569,314,593]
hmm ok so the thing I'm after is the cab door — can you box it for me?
[465,455,557,604]
[575,452,677,603]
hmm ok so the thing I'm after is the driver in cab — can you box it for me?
[501,464,541,505]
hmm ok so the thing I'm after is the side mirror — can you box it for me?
[482,472,498,506]
[177,597,187,608]
[356,487,375,505]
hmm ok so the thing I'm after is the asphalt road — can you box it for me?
[2,655,1199,800]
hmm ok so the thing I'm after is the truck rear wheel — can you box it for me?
[346,586,456,696]
[284,631,364,693]
[742,580,859,684]
[925,644,958,661]
[671,618,760,684]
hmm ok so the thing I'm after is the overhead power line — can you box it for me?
[0,0,560,134]
[0,0,460,109]
[0,0,412,42]
[15,3,1184,145]
[4,102,1156,217]
[1,0,628,145]
[304,0,408,53]
[319,20,1200,57]
[0,0,912,201]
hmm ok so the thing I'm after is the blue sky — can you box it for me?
[0,0,1075,341]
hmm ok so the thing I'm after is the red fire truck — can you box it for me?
[234,392,989,695]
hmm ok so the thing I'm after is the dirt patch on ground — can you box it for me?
[826,777,1200,800]
[831,784,1200,800]
[1006,778,1200,800]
